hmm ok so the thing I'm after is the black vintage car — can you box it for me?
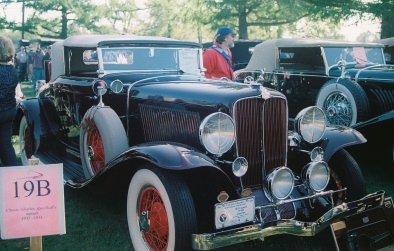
[234,38,394,127]
[14,35,391,250]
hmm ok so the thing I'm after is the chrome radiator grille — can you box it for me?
[234,97,288,186]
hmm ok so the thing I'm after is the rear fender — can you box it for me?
[16,99,42,152]
[15,98,60,153]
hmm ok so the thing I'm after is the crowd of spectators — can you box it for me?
[14,43,52,95]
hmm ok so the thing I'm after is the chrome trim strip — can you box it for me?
[355,64,386,81]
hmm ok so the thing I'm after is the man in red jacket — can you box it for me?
[203,27,237,80]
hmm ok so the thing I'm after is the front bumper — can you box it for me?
[192,191,385,250]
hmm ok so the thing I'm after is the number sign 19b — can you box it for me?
[0,164,66,239]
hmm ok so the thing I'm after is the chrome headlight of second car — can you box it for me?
[294,106,326,143]
[199,112,236,155]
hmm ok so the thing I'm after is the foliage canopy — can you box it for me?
[0,0,392,42]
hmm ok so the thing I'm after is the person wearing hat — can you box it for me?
[203,26,237,80]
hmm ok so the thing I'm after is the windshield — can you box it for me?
[323,47,385,67]
[98,47,201,75]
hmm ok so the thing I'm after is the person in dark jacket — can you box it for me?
[0,35,18,166]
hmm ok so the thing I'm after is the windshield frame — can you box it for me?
[96,46,203,76]
[323,46,386,68]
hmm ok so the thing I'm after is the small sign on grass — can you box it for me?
[0,163,66,239]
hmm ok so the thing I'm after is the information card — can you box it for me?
[0,164,66,239]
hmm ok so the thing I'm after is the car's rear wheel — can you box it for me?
[80,107,128,179]
[19,116,33,166]
[327,149,366,203]
[316,78,370,126]
[127,165,197,251]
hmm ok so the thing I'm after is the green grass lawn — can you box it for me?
[20,81,35,98]
[2,83,393,251]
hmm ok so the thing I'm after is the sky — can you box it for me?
[2,1,382,42]
[340,16,381,42]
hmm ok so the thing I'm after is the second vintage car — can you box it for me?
[14,34,392,250]
[234,38,394,127]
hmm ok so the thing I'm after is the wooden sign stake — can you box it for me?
[28,158,42,251]
[30,236,42,251]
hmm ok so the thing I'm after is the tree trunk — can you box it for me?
[61,6,68,39]
[238,2,248,39]
[380,10,394,39]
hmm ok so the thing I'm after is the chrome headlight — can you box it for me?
[199,112,235,155]
[302,161,330,192]
[266,167,294,200]
[294,106,326,143]
[310,147,324,162]
[232,157,248,177]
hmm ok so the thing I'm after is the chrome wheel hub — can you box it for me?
[139,211,150,232]
[87,146,94,161]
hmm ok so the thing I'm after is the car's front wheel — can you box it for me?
[327,149,366,203]
[127,165,197,251]
[316,78,370,126]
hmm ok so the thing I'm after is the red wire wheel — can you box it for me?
[19,116,34,165]
[128,167,198,250]
[23,123,33,159]
[87,128,105,173]
[139,187,169,251]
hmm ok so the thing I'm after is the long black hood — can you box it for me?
[131,79,275,109]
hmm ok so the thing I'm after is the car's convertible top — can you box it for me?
[245,38,384,72]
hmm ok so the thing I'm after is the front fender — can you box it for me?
[322,126,366,161]
[69,142,238,198]
[110,142,217,170]
[108,142,237,192]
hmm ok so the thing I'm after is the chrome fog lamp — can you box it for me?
[199,112,236,155]
[310,147,324,162]
[232,157,248,177]
[266,167,294,200]
[302,161,330,192]
[294,106,326,143]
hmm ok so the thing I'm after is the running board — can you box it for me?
[34,151,86,184]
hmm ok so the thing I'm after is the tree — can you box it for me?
[302,0,394,38]
[204,0,325,39]
[366,0,394,38]
[98,0,143,34]
[0,0,109,39]
[142,0,211,42]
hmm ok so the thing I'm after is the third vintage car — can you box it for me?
[234,38,394,127]
[14,34,393,250]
